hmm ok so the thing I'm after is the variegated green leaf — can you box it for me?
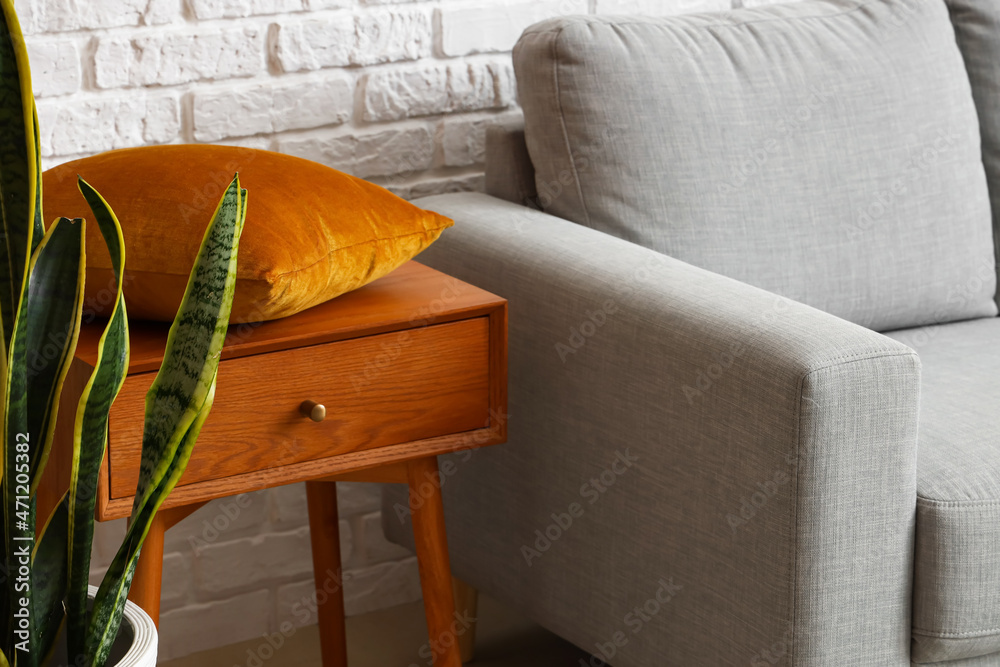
[132,175,245,514]
[87,175,245,665]
[24,217,85,495]
[66,179,130,663]
[31,494,68,664]
[0,0,42,346]
[87,378,216,666]
[3,217,84,663]
[0,4,43,656]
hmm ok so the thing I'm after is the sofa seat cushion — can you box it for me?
[514,0,997,331]
[885,318,1000,663]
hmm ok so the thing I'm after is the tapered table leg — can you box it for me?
[408,457,462,667]
[128,512,165,626]
[306,480,348,667]
[452,576,478,663]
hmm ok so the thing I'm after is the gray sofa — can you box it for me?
[383,0,1000,664]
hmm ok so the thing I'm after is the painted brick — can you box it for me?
[195,527,314,595]
[214,135,276,151]
[26,39,78,97]
[12,0,35,34]
[438,0,588,56]
[276,556,422,626]
[363,60,515,122]
[306,0,352,8]
[90,517,127,572]
[277,125,435,178]
[354,511,412,565]
[271,9,431,73]
[268,483,311,531]
[89,518,127,588]
[595,0,731,13]
[190,0,306,20]
[442,115,494,167]
[269,15,354,72]
[336,481,383,517]
[276,578,325,629]
[157,589,271,661]
[343,556,422,616]
[165,491,269,554]
[384,172,485,201]
[36,0,178,32]
[193,75,352,142]
[160,552,193,610]
[94,27,265,89]
[353,8,433,65]
[37,94,180,157]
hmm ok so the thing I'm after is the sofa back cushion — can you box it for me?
[513,0,997,331]
[946,0,1000,311]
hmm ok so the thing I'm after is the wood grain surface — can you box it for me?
[107,318,490,499]
[75,262,505,373]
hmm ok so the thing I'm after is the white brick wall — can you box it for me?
[23,0,795,659]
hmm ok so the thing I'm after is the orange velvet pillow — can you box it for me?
[43,145,453,323]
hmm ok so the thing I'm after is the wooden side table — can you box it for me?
[37,261,507,667]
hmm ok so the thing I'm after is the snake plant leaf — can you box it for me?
[86,378,216,667]
[0,0,43,347]
[24,213,87,495]
[132,175,245,515]
[30,493,68,665]
[66,179,130,661]
[2,217,84,661]
[86,175,245,665]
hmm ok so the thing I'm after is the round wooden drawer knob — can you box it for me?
[300,400,326,422]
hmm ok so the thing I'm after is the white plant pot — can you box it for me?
[47,585,157,667]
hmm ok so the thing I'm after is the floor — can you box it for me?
[160,593,595,666]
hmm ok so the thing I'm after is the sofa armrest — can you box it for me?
[408,192,920,666]
[483,117,536,207]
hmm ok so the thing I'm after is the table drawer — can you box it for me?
[106,318,490,499]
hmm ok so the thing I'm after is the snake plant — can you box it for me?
[0,1,247,665]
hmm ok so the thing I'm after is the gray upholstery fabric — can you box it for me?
[945,0,1000,309]
[389,192,921,666]
[484,118,537,207]
[884,319,1000,663]
[931,654,1000,667]
[513,0,997,331]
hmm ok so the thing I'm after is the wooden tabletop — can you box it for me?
[74,261,505,373]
